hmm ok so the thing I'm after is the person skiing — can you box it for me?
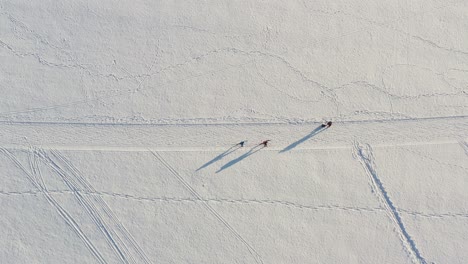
[238,141,246,147]
[260,140,271,147]
[321,121,332,128]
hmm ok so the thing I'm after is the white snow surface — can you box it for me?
[1,0,468,263]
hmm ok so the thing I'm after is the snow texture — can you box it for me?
[1,0,467,263]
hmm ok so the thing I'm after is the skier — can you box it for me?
[237,141,246,147]
[260,140,271,147]
[321,121,332,128]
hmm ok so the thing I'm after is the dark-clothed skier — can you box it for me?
[238,141,246,147]
[260,140,271,147]
[321,121,332,128]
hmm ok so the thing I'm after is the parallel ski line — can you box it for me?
[50,150,151,264]
[150,150,264,264]
[0,148,107,264]
[27,150,108,264]
[57,150,152,264]
[353,142,427,264]
[42,149,151,264]
[29,149,48,193]
[459,140,468,157]
[39,150,129,263]
[41,149,132,264]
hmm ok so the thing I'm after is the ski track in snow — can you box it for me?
[353,142,428,264]
[45,151,132,264]
[150,150,264,264]
[1,115,466,156]
[1,2,467,262]
[0,147,108,264]
[459,140,468,157]
[41,149,151,264]
[0,147,151,264]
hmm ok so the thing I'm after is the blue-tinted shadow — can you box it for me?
[216,145,264,173]
[279,126,325,153]
[196,145,241,171]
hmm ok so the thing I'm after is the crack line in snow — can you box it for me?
[0,189,384,213]
[5,189,468,220]
[335,80,467,100]
[150,150,264,264]
[399,146,468,173]
[1,1,456,119]
[353,142,428,264]
[398,209,468,219]
[412,35,468,56]
[0,0,460,123]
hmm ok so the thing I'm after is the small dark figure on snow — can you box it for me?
[260,140,271,147]
[321,121,332,128]
[238,141,246,147]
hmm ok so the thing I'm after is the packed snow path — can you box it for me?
[1,116,466,151]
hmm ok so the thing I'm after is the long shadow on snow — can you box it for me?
[279,125,325,153]
[196,145,241,171]
[216,145,265,173]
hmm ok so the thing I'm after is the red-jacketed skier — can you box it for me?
[260,140,271,147]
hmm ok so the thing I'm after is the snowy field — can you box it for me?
[1,0,468,263]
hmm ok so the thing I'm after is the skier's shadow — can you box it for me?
[216,145,265,173]
[279,125,325,153]
[196,145,241,171]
